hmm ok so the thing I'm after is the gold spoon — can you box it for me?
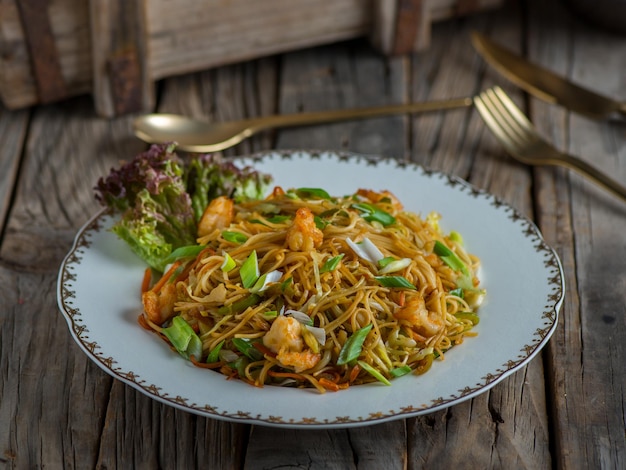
[133,97,473,153]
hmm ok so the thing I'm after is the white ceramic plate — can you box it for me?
[57,150,564,428]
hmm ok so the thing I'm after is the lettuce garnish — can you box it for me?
[95,143,272,271]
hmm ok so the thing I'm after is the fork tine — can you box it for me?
[490,87,544,147]
[480,88,532,151]
[474,90,526,156]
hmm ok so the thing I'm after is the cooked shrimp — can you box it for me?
[142,282,177,324]
[357,188,403,212]
[394,293,443,337]
[286,207,323,251]
[276,348,321,373]
[263,315,320,372]
[263,315,303,353]
[142,261,182,324]
[198,196,234,237]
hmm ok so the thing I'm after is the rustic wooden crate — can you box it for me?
[0,0,502,117]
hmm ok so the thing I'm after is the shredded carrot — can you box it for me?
[398,291,406,307]
[318,377,340,392]
[349,363,361,383]
[150,260,182,293]
[141,268,152,293]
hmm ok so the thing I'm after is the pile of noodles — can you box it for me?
[141,187,484,393]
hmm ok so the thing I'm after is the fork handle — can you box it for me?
[556,155,626,202]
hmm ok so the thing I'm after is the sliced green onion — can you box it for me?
[262,310,278,319]
[389,365,412,378]
[433,240,469,275]
[232,338,264,361]
[377,256,396,268]
[222,231,248,244]
[296,187,331,199]
[217,294,261,315]
[351,202,396,226]
[449,287,464,298]
[374,275,416,290]
[240,250,259,288]
[320,254,344,273]
[161,317,203,361]
[454,311,480,325]
[250,270,283,293]
[337,324,373,365]
[220,251,236,272]
[266,215,291,224]
[378,258,411,274]
[357,360,391,385]
[207,340,225,363]
[162,245,206,265]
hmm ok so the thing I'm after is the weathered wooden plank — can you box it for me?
[526,1,626,469]
[89,0,153,116]
[273,41,409,158]
[0,105,28,230]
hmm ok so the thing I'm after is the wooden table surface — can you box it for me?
[2,1,625,468]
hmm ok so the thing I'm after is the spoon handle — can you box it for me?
[244,97,473,132]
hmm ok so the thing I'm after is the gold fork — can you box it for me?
[474,87,626,203]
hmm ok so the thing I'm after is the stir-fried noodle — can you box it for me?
[140,187,484,393]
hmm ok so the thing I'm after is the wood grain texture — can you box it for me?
[0,105,28,230]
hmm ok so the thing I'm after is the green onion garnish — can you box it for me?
[240,250,259,288]
[433,240,468,275]
[220,251,236,272]
[337,324,373,365]
[207,340,225,363]
[162,245,206,265]
[161,317,203,361]
[389,365,412,378]
[374,275,416,290]
[266,215,291,224]
[454,311,480,325]
[357,360,391,385]
[296,187,331,199]
[217,294,261,315]
[232,338,264,361]
[377,256,396,268]
[351,202,396,226]
[222,231,248,244]
[320,254,344,273]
